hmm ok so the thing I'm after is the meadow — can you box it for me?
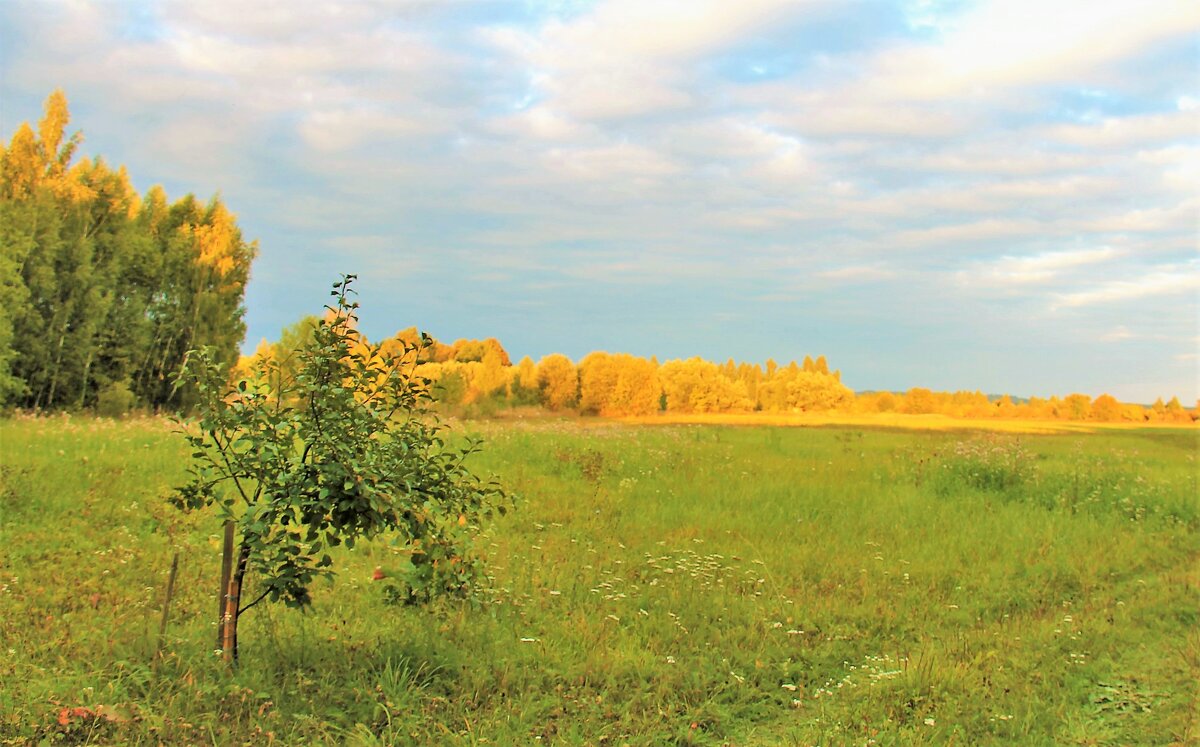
[0,415,1196,745]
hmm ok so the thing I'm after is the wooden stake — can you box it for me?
[218,520,234,651]
[222,572,239,666]
[152,551,180,673]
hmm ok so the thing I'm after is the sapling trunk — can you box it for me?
[230,545,251,663]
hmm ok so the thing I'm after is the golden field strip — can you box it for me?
[614,410,1199,434]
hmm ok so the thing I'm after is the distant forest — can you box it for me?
[2,93,1193,423]
[240,319,1194,423]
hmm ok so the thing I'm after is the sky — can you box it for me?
[1,0,1197,403]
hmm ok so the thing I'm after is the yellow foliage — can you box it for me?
[515,356,538,392]
[578,352,618,414]
[863,391,897,413]
[902,387,936,415]
[186,201,240,277]
[242,308,1195,429]
[536,354,578,411]
[784,371,853,412]
[38,90,72,174]
[451,337,510,366]
[468,350,509,401]
[659,358,749,413]
[605,354,661,416]
[1090,394,1122,422]
[1,123,41,199]
[1,90,85,202]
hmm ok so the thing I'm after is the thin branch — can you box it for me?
[238,588,271,616]
[209,428,255,507]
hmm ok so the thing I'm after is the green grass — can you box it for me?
[1,415,1197,745]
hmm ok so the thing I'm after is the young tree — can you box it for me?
[785,370,852,412]
[536,353,578,411]
[660,358,751,413]
[172,276,508,663]
[509,356,541,406]
[871,391,898,413]
[1090,393,1122,422]
[578,351,619,414]
[1164,396,1189,423]
[606,354,661,416]
[902,387,936,415]
[468,348,509,403]
[1063,393,1092,421]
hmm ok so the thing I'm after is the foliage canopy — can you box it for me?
[0,90,254,412]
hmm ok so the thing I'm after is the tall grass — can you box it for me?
[1,415,1196,744]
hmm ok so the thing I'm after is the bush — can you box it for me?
[95,379,135,418]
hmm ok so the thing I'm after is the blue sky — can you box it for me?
[2,0,1197,402]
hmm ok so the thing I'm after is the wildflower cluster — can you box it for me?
[934,435,1037,495]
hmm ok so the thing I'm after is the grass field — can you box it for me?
[1,415,1197,745]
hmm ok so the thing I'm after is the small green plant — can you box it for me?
[931,435,1036,496]
[171,275,508,663]
[95,379,135,418]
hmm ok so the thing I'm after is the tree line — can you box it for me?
[0,92,255,412]
[241,321,1194,423]
[238,315,857,417]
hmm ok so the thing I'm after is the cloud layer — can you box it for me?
[2,0,1196,402]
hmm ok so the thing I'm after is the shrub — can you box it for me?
[171,275,508,663]
[95,379,135,418]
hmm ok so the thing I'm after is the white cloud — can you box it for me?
[539,142,679,182]
[1101,325,1135,342]
[658,118,802,161]
[969,247,1123,286]
[865,0,1200,100]
[486,0,827,121]
[878,146,1098,177]
[890,218,1047,249]
[817,265,895,282]
[163,0,383,41]
[532,0,809,64]
[297,107,448,151]
[487,106,590,141]
[765,99,975,140]
[1053,263,1200,308]
[1078,197,1199,234]
[1040,111,1197,149]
